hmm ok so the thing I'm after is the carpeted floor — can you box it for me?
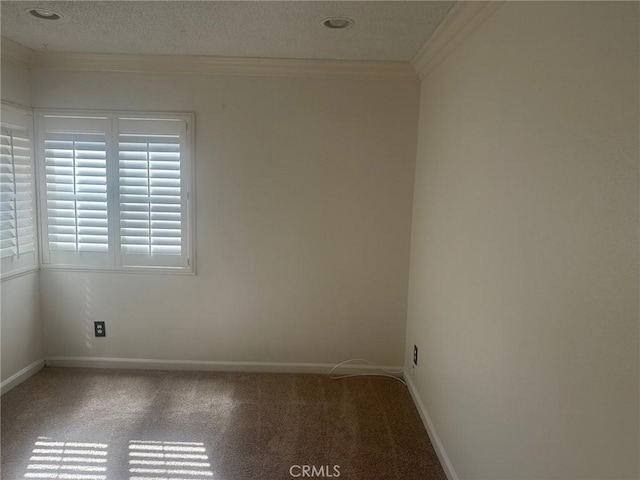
[1,367,446,480]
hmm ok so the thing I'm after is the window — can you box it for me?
[0,104,38,279]
[36,110,194,273]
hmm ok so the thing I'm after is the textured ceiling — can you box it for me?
[1,1,454,61]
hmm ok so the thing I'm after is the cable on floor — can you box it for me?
[328,358,407,386]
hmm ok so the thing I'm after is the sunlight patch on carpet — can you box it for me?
[128,440,214,480]
[23,436,108,479]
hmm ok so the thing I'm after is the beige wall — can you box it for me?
[1,272,42,382]
[0,58,44,384]
[1,57,31,107]
[32,70,418,366]
[406,2,639,479]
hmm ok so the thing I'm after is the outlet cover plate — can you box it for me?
[94,321,106,337]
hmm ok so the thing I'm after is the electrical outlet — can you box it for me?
[94,321,106,337]
[413,345,418,366]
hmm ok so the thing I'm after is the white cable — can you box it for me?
[328,358,407,386]
[330,358,405,375]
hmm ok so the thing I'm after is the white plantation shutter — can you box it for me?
[118,119,187,268]
[0,128,35,258]
[119,135,184,266]
[45,133,109,253]
[0,106,38,279]
[37,111,193,272]
[39,116,112,267]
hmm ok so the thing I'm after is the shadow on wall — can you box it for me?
[84,277,95,351]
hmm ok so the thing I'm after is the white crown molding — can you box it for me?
[29,51,417,80]
[411,1,504,81]
[0,35,416,80]
[1,37,34,66]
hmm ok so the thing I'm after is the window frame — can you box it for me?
[0,102,39,281]
[35,109,196,275]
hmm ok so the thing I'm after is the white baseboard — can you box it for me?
[1,359,45,395]
[45,356,404,376]
[405,372,459,480]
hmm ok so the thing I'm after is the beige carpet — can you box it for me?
[1,367,446,480]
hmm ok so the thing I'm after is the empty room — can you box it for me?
[1,1,638,479]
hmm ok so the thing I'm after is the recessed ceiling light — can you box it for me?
[322,17,354,30]
[27,8,62,20]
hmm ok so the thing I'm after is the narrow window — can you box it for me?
[1,106,37,279]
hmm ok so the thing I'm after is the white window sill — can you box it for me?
[1,265,40,282]
[39,264,196,276]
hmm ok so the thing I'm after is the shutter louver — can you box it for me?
[44,133,109,253]
[119,134,183,267]
[0,127,35,260]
